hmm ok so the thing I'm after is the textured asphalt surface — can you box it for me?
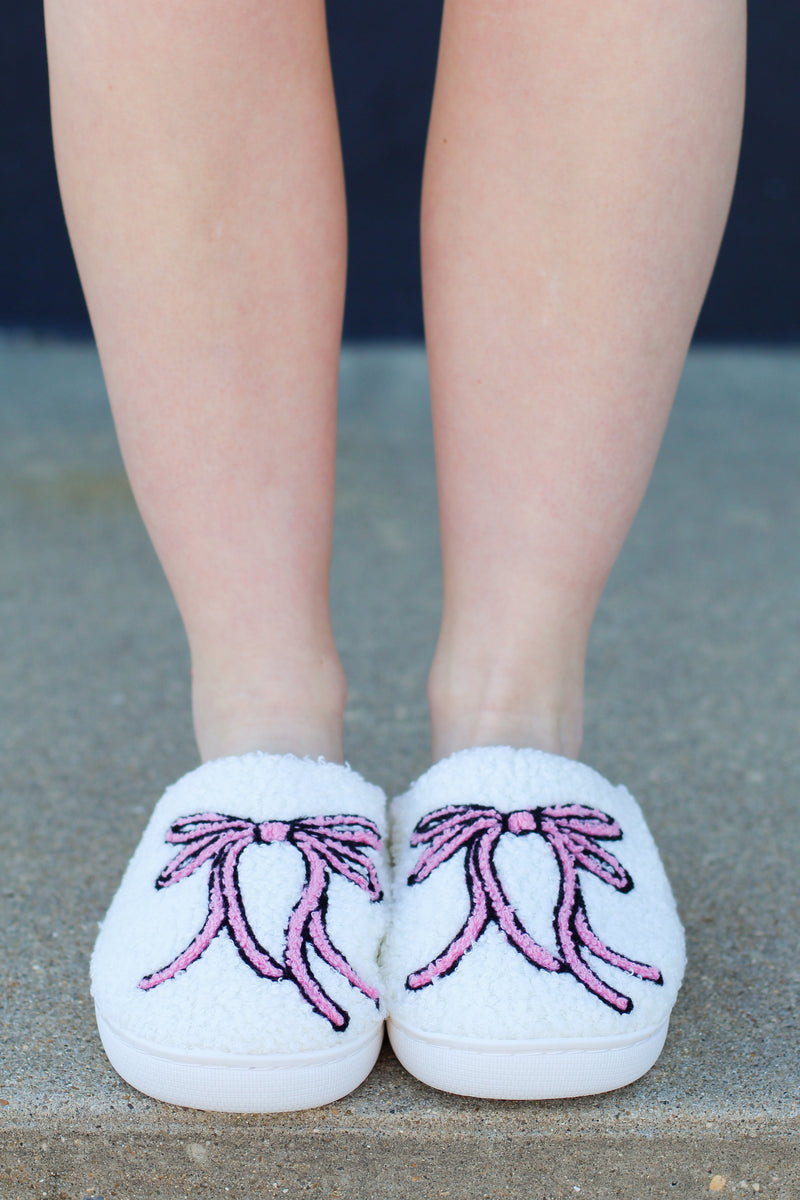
[0,338,798,1197]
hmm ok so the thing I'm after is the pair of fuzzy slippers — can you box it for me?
[91,747,685,1112]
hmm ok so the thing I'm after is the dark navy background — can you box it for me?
[1,3,798,340]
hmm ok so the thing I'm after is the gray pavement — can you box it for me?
[0,336,798,1198]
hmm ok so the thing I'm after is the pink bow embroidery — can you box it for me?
[406,803,662,1013]
[139,811,382,1030]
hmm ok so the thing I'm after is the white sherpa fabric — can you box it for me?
[92,754,387,1057]
[383,747,685,1042]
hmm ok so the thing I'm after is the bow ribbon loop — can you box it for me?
[290,815,383,898]
[409,804,502,885]
[155,813,257,888]
[406,801,662,1013]
[140,810,383,1030]
[538,806,633,894]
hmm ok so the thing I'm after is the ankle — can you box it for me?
[430,704,584,763]
[191,649,347,764]
[427,654,584,764]
[195,711,346,765]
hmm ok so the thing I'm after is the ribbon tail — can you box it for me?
[308,905,380,1006]
[550,842,634,1014]
[574,907,663,985]
[479,834,561,974]
[221,843,284,980]
[406,838,489,990]
[139,862,226,990]
[284,856,349,1030]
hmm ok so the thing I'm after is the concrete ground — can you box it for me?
[0,337,798,1198]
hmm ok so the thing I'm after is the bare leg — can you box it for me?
[45,0,347,762]
[423,0,746,761]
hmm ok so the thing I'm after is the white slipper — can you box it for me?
[91,753,387,1112]
[383,747,685,1099]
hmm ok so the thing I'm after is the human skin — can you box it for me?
[45,0,746,766]
[423,0,746,760]
[46,0,348,762]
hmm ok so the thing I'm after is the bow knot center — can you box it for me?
[255,820,291,844]
[506,808,539,836]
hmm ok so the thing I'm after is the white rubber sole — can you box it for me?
[387,1015,670,1100]
[96,1008,384,1112]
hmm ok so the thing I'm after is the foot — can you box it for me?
[92,753,387,1112]
[383,746,685,1099]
